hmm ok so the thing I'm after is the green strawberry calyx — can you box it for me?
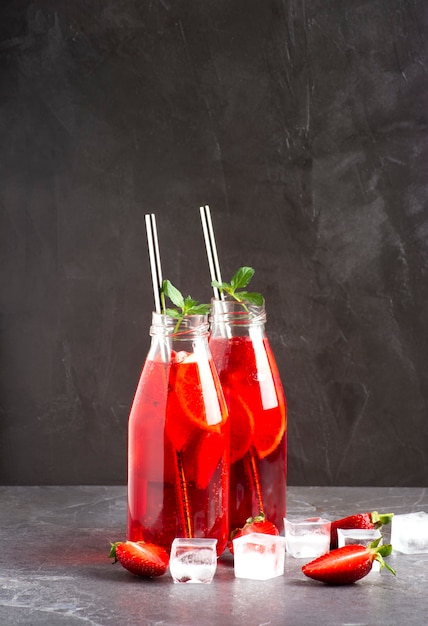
[109,541,122,562]
[230,513,267,541]
[244,513,266,525]
[371,511,394,527]
[368,538,396,575]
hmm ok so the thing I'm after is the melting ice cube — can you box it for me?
[391,511,428,554]
[233,532,286,580]
[284,517,331,559]
[169,538,218,584]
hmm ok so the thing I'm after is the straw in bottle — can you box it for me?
[144,213,193,538]
[199,205,265,517]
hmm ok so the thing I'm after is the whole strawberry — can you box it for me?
[330,511,394,549]
[229,513,279,555]
[110,540,169,578]
[302,538,395,585]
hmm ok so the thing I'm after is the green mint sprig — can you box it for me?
[212,266,264,307]
[161,279,210,332]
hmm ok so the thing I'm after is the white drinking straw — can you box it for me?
[199,204,265,514]
[151,214,163,298]
[199,205,224,301]
[144,212,192,537]
[145,213,163,313]
[144,213,169,360]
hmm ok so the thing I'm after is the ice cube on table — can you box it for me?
[284,517,331,559]
[169,538,218,584]
[337,528,382,572]
[391,511,428,554]
[337,528,382,547]
[233,532,286,580]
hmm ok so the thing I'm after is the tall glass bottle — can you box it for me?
[127,313,229,555]
[209,300,287,531]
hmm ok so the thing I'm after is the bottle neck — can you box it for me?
[149,313,210,361]
[209,299,266,338]
[150,313,210,339]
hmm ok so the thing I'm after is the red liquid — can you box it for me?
[127,354,229,555]
[210,335,287,531]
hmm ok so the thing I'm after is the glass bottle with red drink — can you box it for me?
[127,312,229,555]
[209,299,287,532]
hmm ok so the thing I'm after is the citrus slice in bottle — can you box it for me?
[165,355,227,451]
[224,391,255,464]
[252,403,287,459]
[182,430,226,490]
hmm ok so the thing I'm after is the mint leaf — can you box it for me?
[190,303,211,314]
[212,266,264,308]
[165,308,181,318]
[182,296,198,312]
[211,279,226,291]
[160,279,209,331]
[238,291,264,306]
[230,266,255,290]
[162,280,184,309]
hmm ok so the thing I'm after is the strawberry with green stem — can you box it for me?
[228,513,279,554]
[109,541,169,578]
[330,511,394,549]
[302,538,396,585]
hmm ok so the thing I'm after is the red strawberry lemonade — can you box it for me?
[210,301,287,531]
[127,314,229,555]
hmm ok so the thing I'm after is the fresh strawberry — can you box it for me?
[330,511,394,549]
[109,540,169,578]
[302,538,395,585]
[229,513,279,554]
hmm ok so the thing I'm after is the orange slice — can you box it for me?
[224,391,255,464]
[252,403,287,459]
[182,430,226,490]
[165,357,227,451]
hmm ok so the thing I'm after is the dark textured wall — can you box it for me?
[1,1,427,486]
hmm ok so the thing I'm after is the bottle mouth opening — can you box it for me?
[209,299,266,326]
[150,313,210,337]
